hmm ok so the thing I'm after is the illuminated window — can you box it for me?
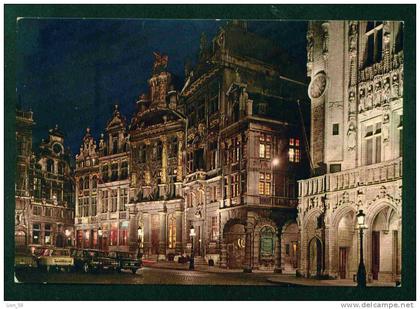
[119,221,129,246]
[168,214,176,249]
[258,173,271,196]
[231,174,240,197]
[398,114,403,157]
[288,138,300,163]
[259,135,272,159]
[119,188,128,211]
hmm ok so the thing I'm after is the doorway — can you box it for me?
[339,247,348,279]
[372,231,380,280]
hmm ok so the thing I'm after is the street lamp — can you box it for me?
[189,225,196,270]
[137,226,143,258]
[271,157,280,205]
[356,209,367,288]
[98,227,103,250]
[65,229,71,247]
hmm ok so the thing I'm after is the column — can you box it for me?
[243,226,253,273]
[143,213,150,257]
[274,231,283,273]
[161,136,168,184]
[175,210,183,254]
[158,211,167,260]
[176,132,184,181]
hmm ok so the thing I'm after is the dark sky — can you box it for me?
[17,19,307,155]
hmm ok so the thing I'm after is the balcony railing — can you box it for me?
[299,157,402,197]
[185,171,207,183]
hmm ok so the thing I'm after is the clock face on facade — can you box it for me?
[308,72,328,99]
[53,143,63,155]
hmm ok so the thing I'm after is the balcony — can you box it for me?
[185,171,207,183]
[299,157,402,197]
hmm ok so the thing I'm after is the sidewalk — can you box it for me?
[266,275,397,287]
[143,260,397,287]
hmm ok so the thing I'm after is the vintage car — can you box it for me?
[38,248,74,272]
[14,248,38,269]
[72,249,119,273]
[108,251,142,274]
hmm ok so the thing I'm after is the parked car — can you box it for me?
[14,248,38,269]
[38,248,74,272]
[108,251,142,274]
[72,249,119,273]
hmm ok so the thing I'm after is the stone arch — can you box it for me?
[367,201,401,282]
[253,218,278,269]
[282,220,299,272]
[335,208,357,279]
[307,236,323,277]
[330,204,357,229]
[223,218,246,269]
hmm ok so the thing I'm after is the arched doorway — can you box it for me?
[337,211,355,279]
[259,226,276,268]
[371,206,401,281]
[308,237,322,277]
[225,223,246,269]
[283,222,299,273]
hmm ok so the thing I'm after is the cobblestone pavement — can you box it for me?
[14,267,284,285]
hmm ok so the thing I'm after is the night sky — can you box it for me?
[17,19,308,156]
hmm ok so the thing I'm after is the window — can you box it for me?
[170,136,178,158]
[84,177,89,190]
[91,198,97,216]
[84,230,91,248]
[364,122,382,165]
[120,161,128,180]
[259,173,271,196]
[231,174,239,197]
[111,190,117,212]
[111,163,118,182]
[139,144,146,163]
[112,135,118,154]
[209,142,217,170]
[288,138,300,163]
[110,224,118,246]
[102,191,108,213]
[332,124,339,135]
[47,159,54,173]
[259,135,272,159]
[102,165,109,182]
[119,222,128,246]
[45,224,52,245]
[365,21,384,66]
[92,176,97,190]
[398,114,403,157]
[211,216,218,241]
[157,141,163,160]
[34,178,41,198]
[330,164,342,173]
[32,224,41,244]
[58,162,65,175]
[76,230,83,248]
[119,188,128,211]
[168,214,176,249]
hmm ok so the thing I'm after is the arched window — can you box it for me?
[259,226,275,260]
[168,214,176,249]
[84,177,89,190]
[47,159,54,173]
[92,176,97,190]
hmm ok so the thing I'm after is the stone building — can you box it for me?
[180,21,309,271]
[298,21,403,282]
[73,21,309,272]
[15,108,75,251]
[74,106,131,252]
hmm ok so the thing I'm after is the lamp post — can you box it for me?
[98,227,103,250]
[189,225,196,270]
[356,209,367,288]
[65,229,71,247]
[137,226,143,259]
[271,157,280,204]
